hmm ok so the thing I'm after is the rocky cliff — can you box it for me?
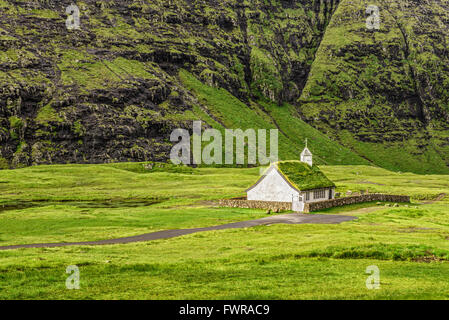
[1,0,448,174]
[299,0,449,173]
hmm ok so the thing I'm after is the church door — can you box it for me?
[292,195,304,213]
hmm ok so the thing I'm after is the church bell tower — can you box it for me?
[301,138,313,167]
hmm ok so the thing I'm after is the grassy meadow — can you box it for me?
[1,162,449,299]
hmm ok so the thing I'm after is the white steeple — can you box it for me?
[301,138,313,167]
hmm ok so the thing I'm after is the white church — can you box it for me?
[246,143,336,210]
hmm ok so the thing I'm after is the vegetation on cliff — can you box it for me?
[0,0,448,174]
[299,0,449,174]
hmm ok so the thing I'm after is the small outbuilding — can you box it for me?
[246,147,336,211]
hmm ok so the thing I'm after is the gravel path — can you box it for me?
[0,214,357,251]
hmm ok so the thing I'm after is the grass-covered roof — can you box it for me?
[275,161,335,191]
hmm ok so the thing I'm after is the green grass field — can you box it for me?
[1,162,449,299]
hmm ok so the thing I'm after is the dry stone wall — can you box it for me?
[218,199,292,211]
[304,194,411,213]
[219,194,410,213]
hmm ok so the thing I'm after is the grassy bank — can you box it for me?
[0,163,448,299]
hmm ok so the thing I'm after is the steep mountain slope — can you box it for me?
[1,0,350,167]
[0,0,448,174]
[299,0,449,173]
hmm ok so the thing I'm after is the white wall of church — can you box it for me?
[247,168,299,202]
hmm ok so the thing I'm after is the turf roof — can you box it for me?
[275,161,335,191]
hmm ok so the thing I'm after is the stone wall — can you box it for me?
[219,194,410,213]
[218,199,292,211]
[304,194,411,213]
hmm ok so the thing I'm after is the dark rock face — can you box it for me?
[0,0,338,167]
[0,0,448,173]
